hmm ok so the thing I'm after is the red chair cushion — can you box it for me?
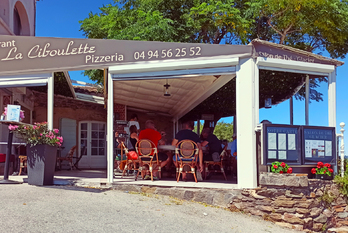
[0,153,15,163]
[0,153,6,163]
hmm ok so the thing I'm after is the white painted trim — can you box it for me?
[111,67,236,80]
[305,75,309,125]
[173,74,236,119]
[0,73,51,87]
[109,56,240,74]
[107,72,114,183]
[328,69,336,127]
[257,57,335,75]
[47,73,54,130]
[236,58,259,189]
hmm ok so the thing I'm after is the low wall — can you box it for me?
[229,172,348,232]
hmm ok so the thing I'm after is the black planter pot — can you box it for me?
[27,144,57,186]
[314,173,333,180]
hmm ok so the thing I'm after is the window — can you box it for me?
[13,7,21,35]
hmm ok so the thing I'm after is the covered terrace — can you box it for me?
[0,35,343,189]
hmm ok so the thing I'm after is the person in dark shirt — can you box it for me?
[172,121,203,180]
[201,127,222,162]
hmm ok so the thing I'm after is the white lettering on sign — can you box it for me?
[27,41,96,59]
[258,51,315,63]
[1,47,23,61]
[0,40,16,48]
[85,53,124,64]
[133,46,202,60]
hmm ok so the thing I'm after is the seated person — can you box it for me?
[227,134,237,176]
[138,120,170,179]
[201,128,222,162]
[172,121,203,180]
[127,125,139,151]
[128,114,140,133]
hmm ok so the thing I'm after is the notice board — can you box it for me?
[263,124,302,165]
[302,126,336,165]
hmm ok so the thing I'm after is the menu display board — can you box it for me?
[302,126,336,165]
[262,124,336,166]
[263,124,302,165]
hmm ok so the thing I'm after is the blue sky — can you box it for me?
[35,1,348,154]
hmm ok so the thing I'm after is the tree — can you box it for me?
[213,122,234,141]
[79,0,348,121]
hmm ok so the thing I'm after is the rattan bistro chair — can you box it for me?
[57,145,76,170]
[174,140,199,183]
[135,139,160,181]
[204,149,227,180]
[120,141,140,178]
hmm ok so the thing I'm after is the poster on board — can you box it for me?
[263,124,301,165]
[302,126,335,165]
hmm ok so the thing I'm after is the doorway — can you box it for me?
[78,121,106,169]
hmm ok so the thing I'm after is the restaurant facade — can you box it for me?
[0,34,343,188]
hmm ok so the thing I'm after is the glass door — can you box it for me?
[78,121,106,169]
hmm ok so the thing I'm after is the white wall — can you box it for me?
[0,0,36,36]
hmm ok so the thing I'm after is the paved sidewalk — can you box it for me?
[0,184,297,233]
[2,169,238,189]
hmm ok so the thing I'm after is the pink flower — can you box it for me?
[8,125,18,130]
[19,111,25,119]
[53,129,59,134]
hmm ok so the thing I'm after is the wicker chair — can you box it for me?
[135,139,160,181]
[174,140,199,183]
[57,145,76,170]
[204,149,227,180]
[120,141,140,178]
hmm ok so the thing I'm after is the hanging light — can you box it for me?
[265,98,272,109]
[163,79,171,97]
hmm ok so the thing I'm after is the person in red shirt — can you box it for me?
[138,120,170,179]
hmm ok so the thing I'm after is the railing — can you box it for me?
[337,122,345,177]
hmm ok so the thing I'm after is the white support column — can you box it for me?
[107,72,114,183]
[47,73,54,130]
[236,58,259,189]
[328,69,336,127]
[305,75,309,125]
[339,122,345,177]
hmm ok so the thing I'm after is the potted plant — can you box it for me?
[271,161,293,174]
[311,162,334,180]
[9,122,63,185]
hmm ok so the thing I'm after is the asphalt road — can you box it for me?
[0,184,296,233]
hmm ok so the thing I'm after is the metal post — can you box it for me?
[290,97,293,125]
[197,119,200,135]
[340,122,345,177]
[305,75,309,125]
[3,131,13,180]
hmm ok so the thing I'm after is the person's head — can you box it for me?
[160,130,166,138]
[182,121,194,130]
[201,128,211,139]
[130,114,138,121]
[129,125,137,134]
[145,120,156,130]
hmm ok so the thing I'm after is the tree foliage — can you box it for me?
[79,0,348,120]
[213,121,234,141]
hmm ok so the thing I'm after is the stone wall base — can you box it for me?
[111,183,242,208]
